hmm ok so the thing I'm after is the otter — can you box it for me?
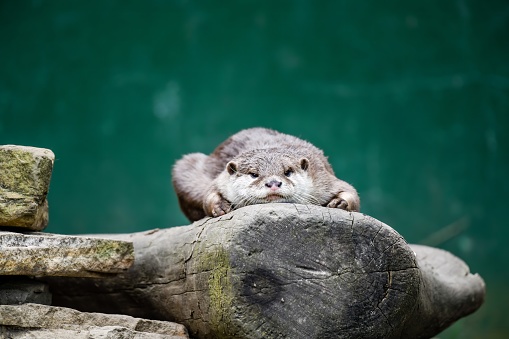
[172,128,360,221]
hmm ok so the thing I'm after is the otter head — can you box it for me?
[219,149,316,208]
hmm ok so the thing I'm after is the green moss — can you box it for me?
[200,247,236,338]
[0,150,34,194]
[0,146,54,229]
[0,146,54,196]
[94,240,134,261]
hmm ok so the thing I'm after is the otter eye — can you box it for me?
[284,169,293,177]
[249,173,259,179]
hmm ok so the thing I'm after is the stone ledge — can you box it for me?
[0,327,178,339]
[0,303,189,339]
[0,231,134,277]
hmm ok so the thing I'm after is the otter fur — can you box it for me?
[172,128,360,221]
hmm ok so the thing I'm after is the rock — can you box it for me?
[0,145,55,231]
[0,303,189,338]
[0,231,134,277]
[0,327,177,339]
[0,277,51,305]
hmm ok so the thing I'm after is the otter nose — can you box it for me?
[265,180,282,190]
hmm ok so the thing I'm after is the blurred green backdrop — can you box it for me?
[1,1,507,337]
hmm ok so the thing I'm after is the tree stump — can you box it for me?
[46,204,485,339]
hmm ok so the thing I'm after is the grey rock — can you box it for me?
[0,303,189,338]
[0,327,177,339]
[0,145,55,231]
[0,277,51,305]
[0,231,134,277]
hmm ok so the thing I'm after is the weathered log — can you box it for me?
[45,204,485,339]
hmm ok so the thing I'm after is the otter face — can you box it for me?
[219,152,317,208]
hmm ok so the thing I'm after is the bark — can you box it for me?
[45,204,485,339]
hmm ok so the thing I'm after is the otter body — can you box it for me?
[172,128,360,221]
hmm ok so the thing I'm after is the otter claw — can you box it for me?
[337,199,349,210]
[327,197,349,210]
[212,207,227,217]
[208,196,232,217]
[327,191,360,212]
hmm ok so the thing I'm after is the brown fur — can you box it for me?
[172,128,360,221]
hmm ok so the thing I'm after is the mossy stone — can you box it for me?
[0,145,55,230]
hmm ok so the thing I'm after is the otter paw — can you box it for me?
[205,193,232,217]
[327,197,349,210]
[327,191,357,211]
[211,199,232,217]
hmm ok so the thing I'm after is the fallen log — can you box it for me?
[45,204,485,339]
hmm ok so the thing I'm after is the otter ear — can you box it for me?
[300,158,309,171]
[226,161,238,175]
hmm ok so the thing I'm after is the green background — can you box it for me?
[1,1,507,337]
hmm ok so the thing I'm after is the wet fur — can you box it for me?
[172,128,360,221]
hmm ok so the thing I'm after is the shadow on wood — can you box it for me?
[45,204,485,339]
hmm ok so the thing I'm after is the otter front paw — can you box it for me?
[327,191,360,212]
[204,192,233,217]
